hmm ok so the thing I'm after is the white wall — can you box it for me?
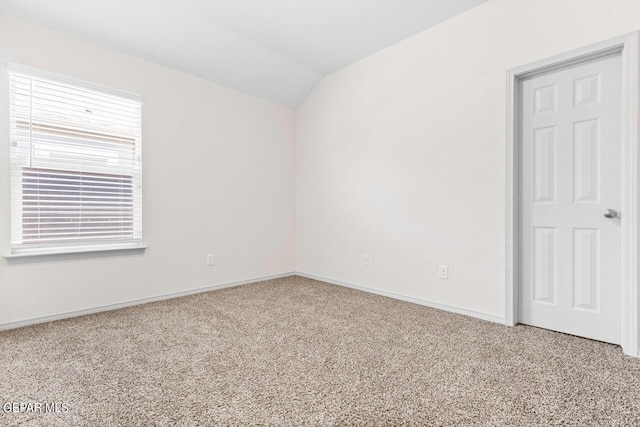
[3,0,640,328]
[296,0,640,319]
[0,14,296,325]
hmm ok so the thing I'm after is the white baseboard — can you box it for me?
[0,271,505,331]
[296,271,505,325]
[0,271,296,331]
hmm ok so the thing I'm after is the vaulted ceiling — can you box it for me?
[0,0,487,107]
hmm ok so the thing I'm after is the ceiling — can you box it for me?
[0,0,487,107]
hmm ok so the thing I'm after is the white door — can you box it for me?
[519,53,622,344]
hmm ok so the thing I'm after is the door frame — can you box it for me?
[506,32,640,357]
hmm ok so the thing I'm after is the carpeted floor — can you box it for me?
[1,275,640,426]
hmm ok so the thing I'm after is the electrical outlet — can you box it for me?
[439,265,448,279]
[207,254,215,266]
[363,254,369,266]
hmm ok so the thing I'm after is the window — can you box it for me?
[8,66,143,255]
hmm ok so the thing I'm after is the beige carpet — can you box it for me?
[1,276,639,426]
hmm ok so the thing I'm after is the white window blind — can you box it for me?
[9,67,142,252]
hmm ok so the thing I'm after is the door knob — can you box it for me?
[603,209,618,219]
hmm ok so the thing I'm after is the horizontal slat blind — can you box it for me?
[9,69,142,249]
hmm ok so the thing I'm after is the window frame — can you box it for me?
[5,64,146,259]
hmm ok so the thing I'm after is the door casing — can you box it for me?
[506,32,640,357]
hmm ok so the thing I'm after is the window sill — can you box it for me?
[5,242,148,262]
